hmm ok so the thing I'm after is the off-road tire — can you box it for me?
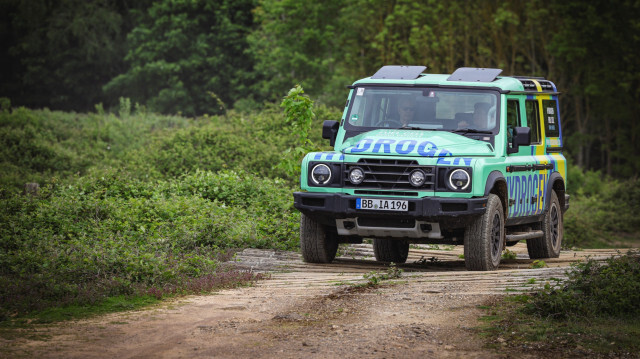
[527,191,562,259]
[373,239,409,263]
[300,214,339,263]
[464,193,504,271]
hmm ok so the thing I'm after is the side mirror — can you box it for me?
[322,120,339,146]
[507,126,531,154]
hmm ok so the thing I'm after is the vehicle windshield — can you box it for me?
[345,87,500,134]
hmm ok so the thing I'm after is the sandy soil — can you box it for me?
[1,243,629,358]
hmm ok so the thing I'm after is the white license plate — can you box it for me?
[356,198,408,211]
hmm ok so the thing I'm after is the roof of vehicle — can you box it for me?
[353,66,558,94]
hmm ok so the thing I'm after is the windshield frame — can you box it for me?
[343,85,502,141]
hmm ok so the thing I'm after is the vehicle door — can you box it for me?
[504,96,545,219]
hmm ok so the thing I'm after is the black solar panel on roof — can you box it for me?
[447,67,503,82]
[371,65,427,80]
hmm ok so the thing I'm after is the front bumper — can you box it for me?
[293,192,488,225]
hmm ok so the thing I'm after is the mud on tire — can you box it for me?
[300,213,339,263]
[527,191,563,259]
[464,193,504,271]
[373,238,409,264]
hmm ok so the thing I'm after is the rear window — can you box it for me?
[542,99,560,137]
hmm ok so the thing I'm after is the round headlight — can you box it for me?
[349,167,365,185]
[409,169,426,187]
[448,169,470,190]
[311,164,332,185]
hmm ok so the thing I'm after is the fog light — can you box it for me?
[349,167,365,185]
[409,170,426,187]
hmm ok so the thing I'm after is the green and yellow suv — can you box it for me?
[293,66,569,271]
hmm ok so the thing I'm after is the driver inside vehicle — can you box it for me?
[397,97,417,127]
[458,102,491,130]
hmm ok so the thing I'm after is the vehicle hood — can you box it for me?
[338,129,494,157]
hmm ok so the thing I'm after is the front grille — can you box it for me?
[345,158,435,191]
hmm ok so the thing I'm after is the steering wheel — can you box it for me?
[375,119,403,128]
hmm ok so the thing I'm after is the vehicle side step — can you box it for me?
[506,230,544,242]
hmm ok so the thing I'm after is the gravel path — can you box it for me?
[2,243,628,358]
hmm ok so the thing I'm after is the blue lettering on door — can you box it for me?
[507,172,548,218]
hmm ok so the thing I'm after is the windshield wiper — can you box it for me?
[452,128,493,134]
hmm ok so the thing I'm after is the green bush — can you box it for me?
[0,106,193,193]
[130,103,337,183]
[563,164,640,248]
[525,252,640,319]
[0,98,343,319]
[0,168,299,319]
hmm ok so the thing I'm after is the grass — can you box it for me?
[501,249,517,260]
[478,252,640,357]
[354,263,403,288]
[5,295,160,327]
[529,260,547,269]
[0,269,265,329]
[479,296,640,356]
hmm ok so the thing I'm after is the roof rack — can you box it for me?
[447,67,502,82]
[371,65,427,80]
[516,79,556,93]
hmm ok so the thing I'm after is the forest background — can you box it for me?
[2,0,640,176]
[0,0,639,320]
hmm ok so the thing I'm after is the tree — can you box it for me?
[248,0,348,106]
[104,0,256,116]
[0,0,141,111]
[549,0,640,176]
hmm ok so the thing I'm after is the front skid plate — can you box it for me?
[336,219,443,239]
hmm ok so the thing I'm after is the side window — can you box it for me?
[506,99,521,147]
[525,100,541,144]
[542,99,560,137]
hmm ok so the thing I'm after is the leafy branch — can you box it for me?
[277,85,321,178]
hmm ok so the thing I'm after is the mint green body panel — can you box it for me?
[301,73,567,219]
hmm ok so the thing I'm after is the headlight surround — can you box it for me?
[348,167,365,185]
[310,164,332,185]
[409,169,426,187]
[448,169,471,191]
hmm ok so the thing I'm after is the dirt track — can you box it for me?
[2,243,630,358]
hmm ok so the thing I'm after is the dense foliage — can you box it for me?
[526,252,640,318]
[0,95,338,319]
[480,252,640,356]
[103,0,256,116]
[564,166,640,248]
[0,168,295,318]
[1,0,639,176]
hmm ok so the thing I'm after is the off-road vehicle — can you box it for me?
[293,66,569,271]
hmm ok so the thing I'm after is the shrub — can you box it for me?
[0,167,299,319]
[525,252,640,319]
